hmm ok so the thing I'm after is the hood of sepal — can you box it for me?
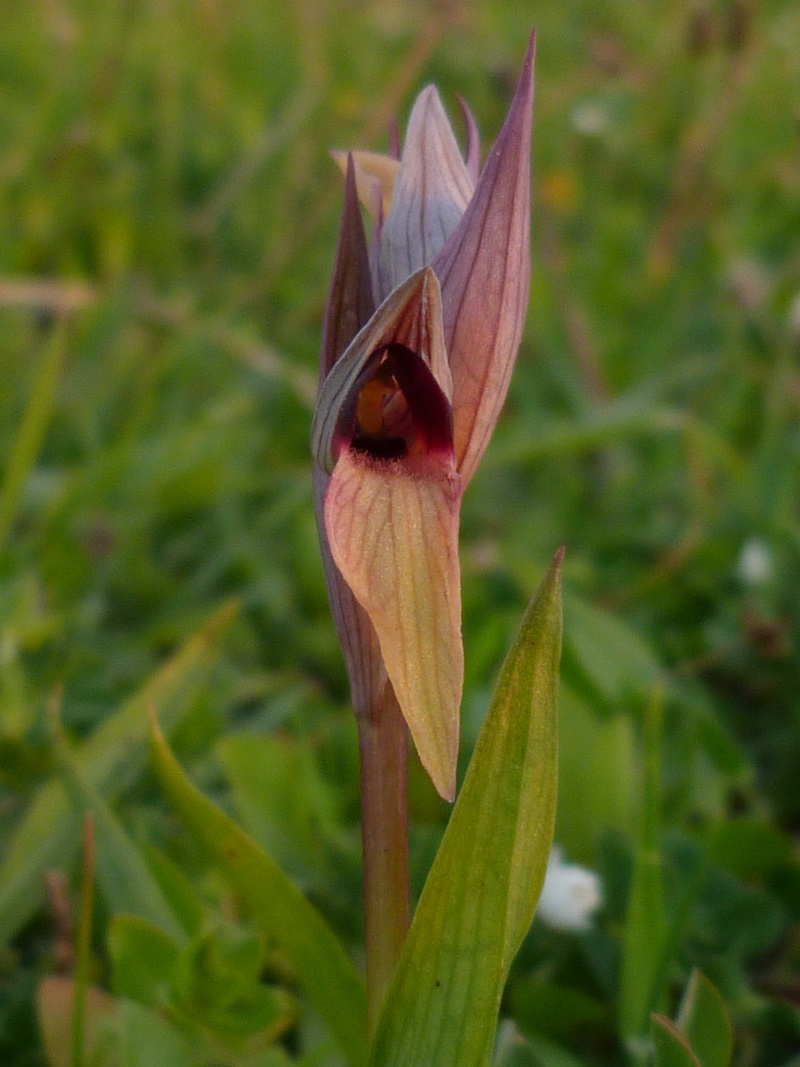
[312,267,452,475]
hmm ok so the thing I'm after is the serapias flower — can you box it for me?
[312,33,536,801]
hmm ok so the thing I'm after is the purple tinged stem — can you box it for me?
[358,686,410,1036]
[317,158,413,1033]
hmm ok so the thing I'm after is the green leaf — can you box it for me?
[369,548,563,1067]
[562,596,660,714]
[170,926,294,1041]
[494,1023,588,1067]
[149,716,368,1067]
[110,917,296,1045]
[521,1034,589,1067]
[620,686,668,1040]
[555,683,635,861]
[0,601,237,946]
[108,915,181,1008]
[138,843,207,937]
[217,732,344,885]
[0,321,67,553]
[708,818,793,881]
[675,971,732,1067]
[55,727,186,941]
[651,1015,702,1067]
[509,978,606,1044]
[117,999,195,1067]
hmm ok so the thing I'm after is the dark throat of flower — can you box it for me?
[349,343,453,463]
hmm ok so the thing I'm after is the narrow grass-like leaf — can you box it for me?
[149,716,368,1067]
[651,1015,703,1067]
[0,321,67,552]
[54,728,186,940]
[138,844,206,937]
[675,971,732,1067]
[556,683,635,860]
[71,817,94,1067]
[369,549,563,1067]
[620,685,668,1040]
[494,1022,588,1067]
[0,601,237,945]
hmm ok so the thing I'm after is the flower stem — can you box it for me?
[357,685,410,1038]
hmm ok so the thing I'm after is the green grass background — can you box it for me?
[1,1,799,1064]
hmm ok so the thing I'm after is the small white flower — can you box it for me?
[571,100,609,137]
[737,538,773,588]
[536,847,602,932]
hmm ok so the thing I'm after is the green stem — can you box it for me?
[357,686,410,1038]
[72,814,95,1067]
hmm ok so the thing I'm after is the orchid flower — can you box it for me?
[312,34,535,802]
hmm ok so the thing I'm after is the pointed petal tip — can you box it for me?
[319,149,374,382]
[415,83,443,106]
[402,84,447,135]
[340,152,369,228]
[541,545,566,595]
[515,28,537,109]
[537,545,566,615]
[328,148,348,178]
[331,149,399,222]
[418,737,457,803]
[328,150,361,215]
[518,27,537,81]
[343,150,357,195]
[501,28,536,127]
[525,27,538,65]
[441,773,456,804]
[456,94,481,185]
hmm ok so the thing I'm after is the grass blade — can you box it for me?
[620,685,668,1042]
[54,725,185,941]
[149,715,368,1067]
[0,321,67,552]
[0,601,237,945]
[675,970,732,1067]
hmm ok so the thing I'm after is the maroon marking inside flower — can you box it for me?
[349,342,453,462]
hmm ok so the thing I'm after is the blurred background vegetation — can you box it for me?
[0,0,799,1064]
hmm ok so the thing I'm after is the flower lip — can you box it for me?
[338,341,454,464]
